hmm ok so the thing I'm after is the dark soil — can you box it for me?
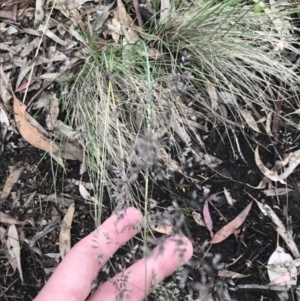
[1,119,300,301]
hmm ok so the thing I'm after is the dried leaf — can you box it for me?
[223,188,236,205]
[11,89,59,154]
[217,91,238,106]
[255,146,285,184]
[170,109,191,144]
[198,152,223,169]
[16,80,36,92]
[0,105,9,140]
[266,112,273,136]
[278,149,300,182]
[267,246,297,288]
[239,109,261,133]
[254,199,300,258]
[263,187,293,196]
[6,225,23,282]
[145,47,165,60]
[192,211,205,227]
[0,212,23,225]
[153,225,173,235]
[203,200,213,238]
[79,183,97,204]
[206,85,218,111]
[0,166,24,202]
[59,203,75,259]
[0,65,11,104]
[46,95,59,131]
[218,269,250,279]
[38,24,67,46]
[160,0,170,22]
[211,202,252,244]
[0,226,6,242]
[117,0,140,44]
[34,0,45,28]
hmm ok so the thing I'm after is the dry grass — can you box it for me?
[63,0,300,222]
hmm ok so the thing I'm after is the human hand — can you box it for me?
[33,207,193,301]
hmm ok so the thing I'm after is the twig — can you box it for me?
[272,83,284,143]
[237,284,290,292]
[230,125,248,166]
[133,0,143,27]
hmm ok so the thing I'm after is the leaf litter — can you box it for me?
[5,225,23,283]
[267,246,297,287]
[59,203,75,259]
[211,202,252,244]
[0,165,24,203]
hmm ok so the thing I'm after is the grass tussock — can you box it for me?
[63,0,300,221]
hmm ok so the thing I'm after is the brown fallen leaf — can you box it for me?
[206,84,218,111]
[153,225,173,235]
[6,225,23,283]
[265,112,273,136]
[218,269,251,279]
[11,88,59,154]
[223,187,236,206]
[211,202,252,244]
[239,109,261,133]
[255,146,285,184]
[192,211,205,227]
[160,0,170,22]
[203,199,213,238]
[59,203,75,259]
[0,212,23,225]
[0,166,24,203]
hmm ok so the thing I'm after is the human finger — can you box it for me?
[88,234,193,301]
[34,207,143,301]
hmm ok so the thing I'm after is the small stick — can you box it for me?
[230,125,248,166]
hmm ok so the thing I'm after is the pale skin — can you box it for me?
[33,207,194,301]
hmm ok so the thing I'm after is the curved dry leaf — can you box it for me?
[218,269,250,279]
[79,183,96,203]
[160,0,170,22]
[0,166,24,202]
[153,225,173,235]
[203,200,213,238]
[278,149,300,182]
[34,0,45,28]
[263,187,293,196]
[6,225,23,282]
[0,226,6,242]
[11,89,59,154]
[198,152,222,169]
[223,188,236,205]
[211,202,252,244]
[0,105,10,140]
[59,203,75,259]
[267,246,297,288]
[192,211,205,227]
[206,84,218,111]
[255,146,285,184]
[266,112,273,136]
[239,109,261,133]
[16,80,36,92]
